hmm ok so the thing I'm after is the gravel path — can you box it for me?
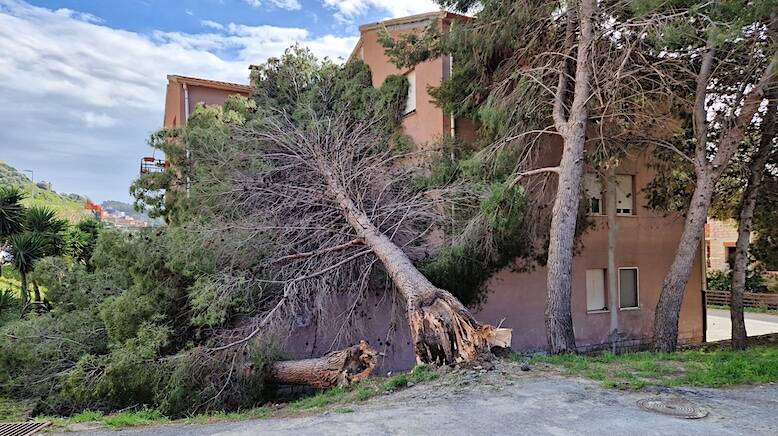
[55,369,778,436]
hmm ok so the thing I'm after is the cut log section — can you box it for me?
[266,340,377,388]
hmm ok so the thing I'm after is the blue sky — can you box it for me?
[0,0,439,202]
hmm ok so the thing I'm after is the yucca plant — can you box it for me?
[0,185,26,278]
[25,206,68,257]
[0,185,25,237]
[9,232,46,304]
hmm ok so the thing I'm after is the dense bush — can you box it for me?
[706,269,768,293]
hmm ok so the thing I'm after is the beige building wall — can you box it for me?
[705,219,741,272]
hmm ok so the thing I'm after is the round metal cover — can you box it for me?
[637,397,709,419]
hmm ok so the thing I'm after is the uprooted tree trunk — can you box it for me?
[320,163,512,365]
[266,341,378,388]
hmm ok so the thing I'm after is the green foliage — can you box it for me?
[706,269,767,293]
[0,185,25,237]
[103,408,167,428]
[8,232,45,275]
[24,206,68,257]
[423,182,533,306]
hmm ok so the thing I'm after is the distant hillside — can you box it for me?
[0,161,91,223]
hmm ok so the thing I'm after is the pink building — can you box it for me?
[157,12,706,368]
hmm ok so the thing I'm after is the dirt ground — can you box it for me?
[54,360,778,436]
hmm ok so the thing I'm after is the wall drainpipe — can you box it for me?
[183,83,191,196]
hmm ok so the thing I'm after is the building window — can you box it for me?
[615,175,634,215]
[586,269,607,312]
[404,70,416,115]
[619,267,639,309]
[584,174,603,215]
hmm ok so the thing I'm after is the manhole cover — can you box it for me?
[637,397,708,419]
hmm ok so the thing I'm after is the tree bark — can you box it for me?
[544,0,595,354]
[653,53,776,352]
[653,176,715,351]
[319,163,511,365]
[32,280,42,303]
[266,341,378,388]
[20,271,28,306]
[731,91,777,350]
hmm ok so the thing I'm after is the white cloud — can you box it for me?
[53,7,103,23]
[0,0,357,201]
[321,0,439,21]
[244,0,302,11]
[201,19,224,30]
[82,112,118,128]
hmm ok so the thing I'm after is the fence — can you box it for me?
[705,290,778,310]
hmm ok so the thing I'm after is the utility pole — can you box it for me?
[23,170,34,198]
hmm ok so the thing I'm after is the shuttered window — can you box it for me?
[586,269,607,312]
[404,71,416,114]
[615,175,634,215]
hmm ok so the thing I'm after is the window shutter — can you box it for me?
[586,269,606,311]
[615,175,633,215]
[404,71,416,114]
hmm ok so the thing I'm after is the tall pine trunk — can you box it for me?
[319,163,510,364]
[730,91,776,350]
[653,176,714,351]
[544,0,594,353]
[652,37,776,352]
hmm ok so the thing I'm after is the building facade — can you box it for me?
[352,12,705,355]
[163,75,251,128]
[158,12,706,369]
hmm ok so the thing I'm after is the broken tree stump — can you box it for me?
[266,340,377,388]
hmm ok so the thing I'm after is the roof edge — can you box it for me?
[167,75,252,93]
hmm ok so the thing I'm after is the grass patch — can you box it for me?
[9,365,439,430]
[0,397,33,422]
[70,410,104,423]
[287,364,438,412]
[102,409,168,428]
[530,345,778,389]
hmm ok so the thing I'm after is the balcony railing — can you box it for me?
[140,157,167,174]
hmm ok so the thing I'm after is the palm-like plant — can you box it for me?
[8,232,45,305]
[0,186,26,277]
[25,206,68,257]
[0,186,25,236]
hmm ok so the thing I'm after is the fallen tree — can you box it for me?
[264,340,377,388]
[187,50,511,366]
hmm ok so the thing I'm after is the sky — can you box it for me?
[0,0,440,202]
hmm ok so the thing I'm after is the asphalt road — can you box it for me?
[707,308,778,342]
[57,376,778,436]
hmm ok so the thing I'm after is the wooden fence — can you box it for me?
[705,290,778,310]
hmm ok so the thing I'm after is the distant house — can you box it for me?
[157,12,707,364]
[163,75,252,129]
[705,219,743,272]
